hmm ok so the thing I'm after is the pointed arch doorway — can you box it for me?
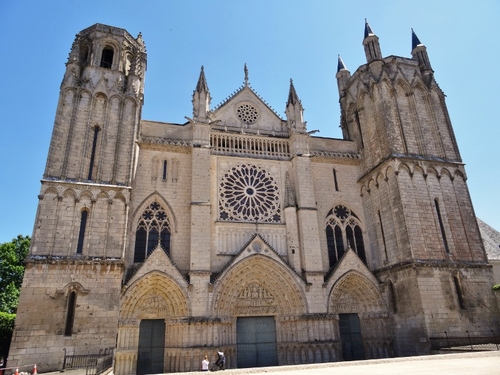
[236,316,278,368]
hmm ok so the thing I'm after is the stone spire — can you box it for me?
[337,54,347,73]
[244,63,249,86]
[336,55,351,100]
[192,66,211,122]
[287,78,300,106]
[363,19,382,63]
[411,29,433,86]
[286,79,306,133]
[195,65,209,93]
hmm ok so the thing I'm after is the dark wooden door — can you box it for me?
[137,319,165,375]
[237,316,278,368]
[339,313,364,360]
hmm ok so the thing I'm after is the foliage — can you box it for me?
[0,235,30,313]
[0,311,15,359]
[493,284,500,291]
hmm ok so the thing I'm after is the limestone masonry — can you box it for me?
[8,21,500,374]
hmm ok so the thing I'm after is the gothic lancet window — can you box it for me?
[332,168,339,191]
[326,205,366,268]
[134,200,171,262]
[434,198,450,254]
[162,160,167,181]
[88,127,100,181]
[64,291,77,336]
[76,209,89,254]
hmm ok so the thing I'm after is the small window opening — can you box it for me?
[162,160,167,181]
[434,199,450,253]
[64,291,77,336]
[76,210,88,254]
[80,45,90,66]
[125,54,133,76]
[354,110,364,149]
[333,169,339,191]
[100,47,114,69]
[453,276,465,309]
[88,127,100,180]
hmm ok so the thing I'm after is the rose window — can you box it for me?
[236,104,258,124]
[219,164,281,222]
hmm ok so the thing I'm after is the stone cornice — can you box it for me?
[139,136,191,147]
[26,255,125,267]
[374,259,491,276]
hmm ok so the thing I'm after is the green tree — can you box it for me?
[0,235,30,313]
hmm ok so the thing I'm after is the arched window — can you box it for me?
[76,209,89,254]
[326,223,344,268]
[80,44,90,66]
[100,47,114,69]
[64,291,77,336]
[134,200,171,262]
[325,205,366,268]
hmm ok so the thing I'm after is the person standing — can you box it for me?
[201,355,209,371]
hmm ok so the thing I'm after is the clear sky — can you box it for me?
[0,1,499,243]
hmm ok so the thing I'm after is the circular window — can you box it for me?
[236,104,258,124]
[219,164,281,222]
[334,205,351,220]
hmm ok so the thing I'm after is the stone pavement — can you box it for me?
[39,351,500,375]
[171,351,500,375]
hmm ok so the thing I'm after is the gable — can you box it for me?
[211,86,286,133]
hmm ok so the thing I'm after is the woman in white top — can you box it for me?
[201,355,209,371]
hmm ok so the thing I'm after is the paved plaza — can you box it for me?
[36,350,500,375]
[172,351,500,375]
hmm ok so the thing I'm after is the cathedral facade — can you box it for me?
[9,22,500,374]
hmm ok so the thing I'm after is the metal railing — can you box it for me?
[429,330,500,351]
[62,348,114,375]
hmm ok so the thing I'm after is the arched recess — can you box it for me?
[328,271,392,359]
[115,271,189,375]
[121,271,189,319]
[211,254,306,318]
[328,271,385,314]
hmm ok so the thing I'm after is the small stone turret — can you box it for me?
[411,29,434,86]
[285,79,306,133]
[336,54,351,99]
[192,65,211,123]
[363,19,382,63]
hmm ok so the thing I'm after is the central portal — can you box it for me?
[236,316,278,368]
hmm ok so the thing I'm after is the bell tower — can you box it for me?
[31,24,146,259]
[9,24,148,370]
[45,23,146,185]
[337,22,498,355]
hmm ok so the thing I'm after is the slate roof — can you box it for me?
[478,218,500,260]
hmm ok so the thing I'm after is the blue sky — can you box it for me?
[0,1,499,242]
